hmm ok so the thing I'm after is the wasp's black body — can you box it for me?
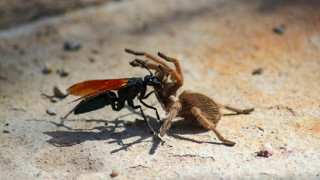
[70,76,160,117]
[63,74,162,134]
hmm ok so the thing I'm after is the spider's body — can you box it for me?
[126,49,254,146]
[178,91,221,125]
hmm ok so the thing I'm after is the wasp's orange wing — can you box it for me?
[67,79,130,102]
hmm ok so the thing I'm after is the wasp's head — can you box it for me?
[144,75,163,89]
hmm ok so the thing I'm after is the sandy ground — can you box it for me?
[0,0,320,179]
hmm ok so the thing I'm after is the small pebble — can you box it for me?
[257,142,274,157]
[46,107,56,116]
[56,68,69,77]
[53,85,68,98]
[64,39,82,51]
[42,63,53,74]
[111,169,119,177]
[262,142,274,155]
[89,57,96,63]
[273,25,285,35]
[252,68,263,75]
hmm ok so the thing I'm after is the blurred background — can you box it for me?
[0,0,112,29]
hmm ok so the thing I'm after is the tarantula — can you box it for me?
[125,49,254,146]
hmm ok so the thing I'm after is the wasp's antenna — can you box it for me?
[134,59,153,76]
[144,66,153,76]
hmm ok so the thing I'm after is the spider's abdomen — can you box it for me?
[178,91,221,126]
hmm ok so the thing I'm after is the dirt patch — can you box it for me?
[36,147,104,173]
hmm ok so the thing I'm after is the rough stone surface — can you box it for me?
[0,0,320,179]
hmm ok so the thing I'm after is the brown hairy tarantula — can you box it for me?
[125,49,254,146]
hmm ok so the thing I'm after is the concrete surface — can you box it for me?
[0,0,320,179]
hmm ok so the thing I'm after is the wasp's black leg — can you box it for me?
[110,101,118,110]
[111,101,125,111]
[143,91,154,99]
[139,99,162,124]
[106,91,119,111]
[60,107,75,125]
[128,100,165,143]
[127,100,158,134]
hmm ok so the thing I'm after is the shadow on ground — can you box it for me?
[43,111,248,153]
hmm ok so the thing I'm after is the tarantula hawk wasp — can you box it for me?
[125,48,254,146]
[61,61,163,135]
